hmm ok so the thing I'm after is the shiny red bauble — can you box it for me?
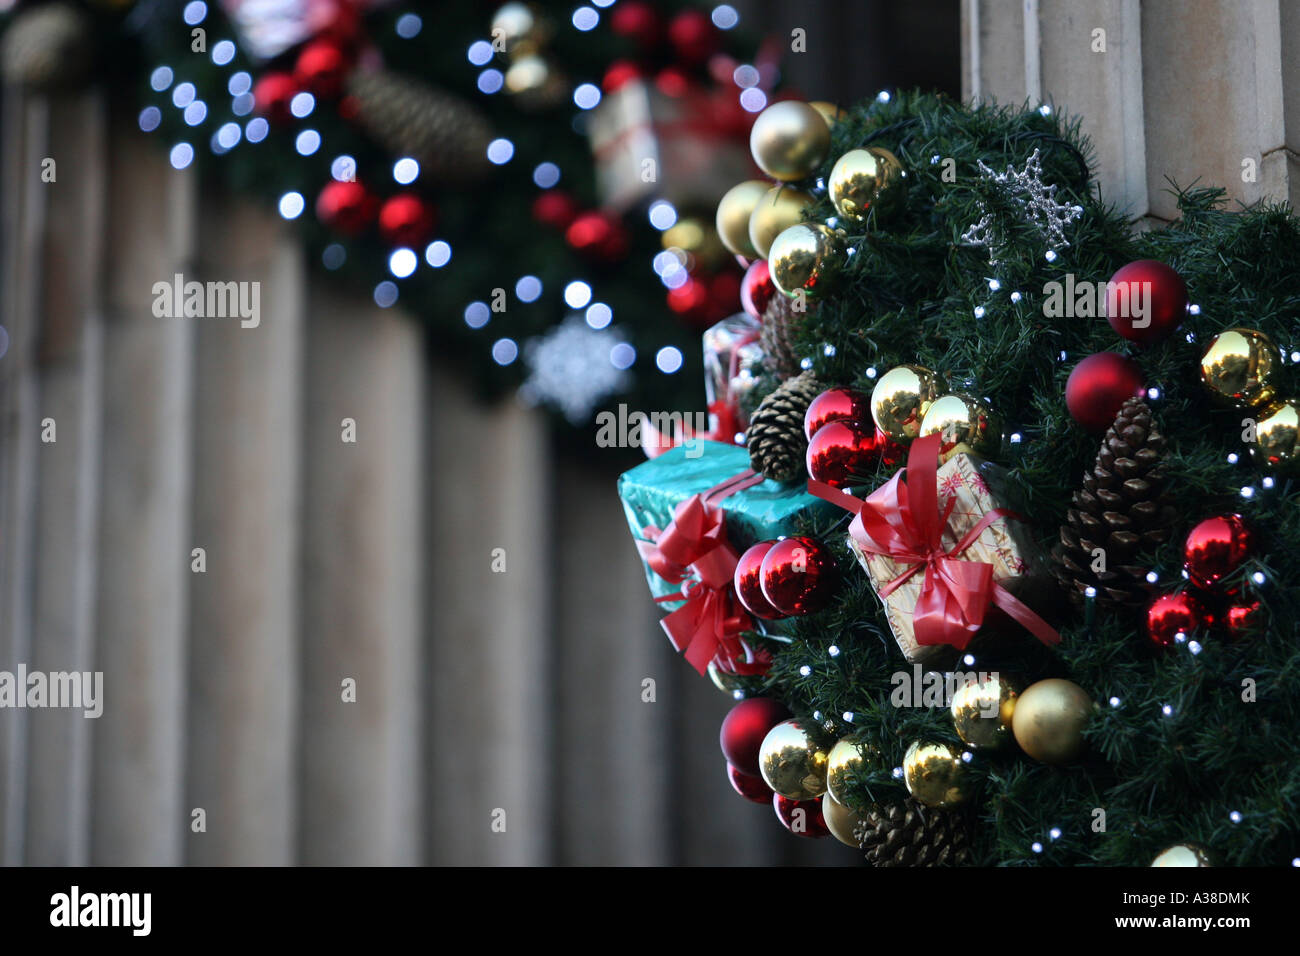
[734,540,781,619]
[609,1,661,49]
[316,180,376,236]
[773,794,828,838]
[252,71,298,124]
[727,763,772,804]
[566,210,629,262]
[1183,514,1254,590]
[378,193,436,248]
[804,387,872,440]
[667,9,719,64]
[1105,259,1188,345]
[1065,352,1145,432]
[294,39,350,100]
[1146,592,1204,647]
[1222,600,1265,640]
[602,59,642,93]
[740,258,775,320]
[531,191,580,231]
[759,535,837,616]
[720,697,790,776]
[807,421,880,488]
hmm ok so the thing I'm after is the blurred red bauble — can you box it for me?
[609,1,661,49]
[707,271,742,322]
[667,9,719,64]
[315,0,363,49]
[807,421,880,488]
[734,540,781,619]
[378,193,435,248]
[666,276,710,323]
[316,180,376,236]
[1146,592,1204,647]
[1222,600,1265,640]
[531,191,580,230]
[804,387,871,440]
[720,697,790,776]
[655,66,692,98]
[740,258,775,320]
[773,794,828,838]
[1105,259,1188,345]
[1184,515,1254,590]
[252,71,298,124]
[1065,352,1145,432]
[727,763,772,804]
[760,535,837,616]
[602,59,643,93]
[294,39,350,99]
[566,210,629,262]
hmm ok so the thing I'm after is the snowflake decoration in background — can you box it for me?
[519,316,631,423]
[961,148,1083,263]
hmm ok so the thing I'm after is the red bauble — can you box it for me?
[1183,515,1254,590]
[602,60,643,93]
[1146,592,1205,647]
[734,541,782,620]
[1105,259,1188,345]
[707,271,742,323]
[807,421,880,488]
[720,697,790,776]
[773,794,829,838]
[667,9,719,64]
[378,193,436,248]
[727,763,772,804]
[1065,352,1145,432]
[252,71,298,124]
[655,67,692,98]
[294,39,350,100]
[804,387,871,440]
[759,536,837,616]
[566,210,629,262]
[740,258,775,320]
[666,276,710,323]
[609,1,661,49]
[1222,600,1265,640]
[531,191,580,230]
[316,180,376,236]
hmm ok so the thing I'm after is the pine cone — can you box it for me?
[746,371,822,482]
[858,798,973,867]
[346,70,494,185]
[1052,398,1177,608]
[759,294,811,380]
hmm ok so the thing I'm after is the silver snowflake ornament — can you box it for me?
[519,316,631,423]
[960,148,1083,262]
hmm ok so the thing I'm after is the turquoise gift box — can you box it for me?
[618,440,837,608]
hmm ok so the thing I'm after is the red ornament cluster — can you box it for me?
[733,536,837,619]
[803,387,905,487]
[1146,514,1263,645]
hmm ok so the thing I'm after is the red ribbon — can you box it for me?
[636,471,767,674]
[808,433,1059,650]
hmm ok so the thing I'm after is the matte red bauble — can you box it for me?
[316,180,376,236]
[720,697,790,776]
[1183,514,1254,590]
[1065,352,1145,432]
[294,39,350,99]
[727,763,772,804]
[609,1,661,49]
[1146,592,1204,647]
[667,9,719,63]
[804,387,872,440]
[531,191,580,230]
[740,258,775,320]
[566,210,629,262]
[1105,259,1188,345]
[602,59,642,93]
[378,193,435,248]
[759,535,837,616]
[1222,600,1265,640]
[807,421,879,488]
[734,541,781,619]
[252,72,298,124]
[773,794,829,838]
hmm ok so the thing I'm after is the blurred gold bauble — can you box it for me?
[503,55,566,108]
[1011,678,1092,764]
[919,393,1001,459]
[662,217,728,271]
[950,674,1020,750]
[758,719,829,800]
[825,737,880,805]
[768,222,841,298]
[808,101,846,129]
[748,186,815,259]
[828,147,903,222]
[1151,843,1213,867]
[749,101,832,182]
[822,793,871,847]
[491,3,551,57]
[871,365,944,442]
[902,740,970,808]
[1199,327,1282,409]
[715,180,770,258]
[707,662,744,695]
[1250,397,1300,475]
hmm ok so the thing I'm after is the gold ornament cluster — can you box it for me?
[1199,327,1299,474]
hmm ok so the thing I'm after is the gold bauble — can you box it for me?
[748,186,815,259]
[871,365,944,442]
[828,147,903,222]
[808,101,846,129]
[662,217,728,271]
[950,674,1021,750]
[491,3,551,57]
[503,55,566,108]
[1151,843,1213,867]
[749,101,832,182]
[902,740,970,808]
[1251,397,1300,475]
[768,222,841,298]
[825,738,880,805]
[822,793,871,848]
[1011,678,1092,764]
[707,662,744,695]
[919,393,1001,459]
[758,719,829,800]
[1199,327,1282,409]
[715,180,770,258]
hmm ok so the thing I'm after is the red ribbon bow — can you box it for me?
[809,433,1059,650]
